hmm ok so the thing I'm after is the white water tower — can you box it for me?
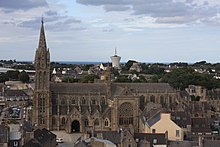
[111,48,121,69]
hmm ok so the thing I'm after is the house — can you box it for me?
[23,128,56,147]
[129,63,142,73]
[0,124,10,147]
[170,111,191,133]
[95,128,168,147]
[144,113,183,141]
[189,117,212,141]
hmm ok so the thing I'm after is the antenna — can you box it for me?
[115,47,117,55]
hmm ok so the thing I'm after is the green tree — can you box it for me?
[162,67,220,90]
[6,70,19,80]
[62,76,79,83]
[114,75,132,83]
[0,73,9,83]
[80,74,99,83]
[18,71,30,83]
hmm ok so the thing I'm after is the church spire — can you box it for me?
[38,17,47,51]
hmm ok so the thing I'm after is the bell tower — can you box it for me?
[33,19,51,129]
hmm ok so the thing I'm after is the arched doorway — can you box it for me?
[71,120,80,133]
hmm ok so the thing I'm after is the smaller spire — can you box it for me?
[41,16,44,24]
[38,17,47,51]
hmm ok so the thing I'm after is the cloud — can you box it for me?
[18,15,82,31]
[104,5,130,12]
[76,0,220,24]
[0,0,48,10]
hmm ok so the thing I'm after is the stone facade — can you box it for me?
[33,19,51,130]
[33,21,180,133]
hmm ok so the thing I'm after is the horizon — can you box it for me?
[2,59,220,65]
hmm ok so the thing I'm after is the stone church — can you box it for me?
[33,20,180,133]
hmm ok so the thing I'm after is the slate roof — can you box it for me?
[171,111,191,128]
[50,83,176,97]
[0,124,9,143]
[50,83,107,95]
[4,89,28,97]
[191,117,211,133]
[34,128,56,144]
[146,112,161,127]
[203,139,220,147]
[112,83,176,94]
[134,133,167,146]
[95,131,121,144]
[22,138,41,147]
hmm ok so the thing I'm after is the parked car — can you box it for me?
[56,138,63,143]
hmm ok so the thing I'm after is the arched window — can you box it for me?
[150,95,155,103]
[91,99,96,105]
[160,95,165,104]
[82,97,86,105]
[71,98,76,104]
[119,102,133,125]
[85,119,89,127]
[101,97,105,105]
[52,117,56,125]
[104,118,110,127]
[94,119,99,126]
[61,99,65,105]
[61,117,65,126]
[169,96,172,104]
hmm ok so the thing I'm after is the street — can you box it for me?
[52,131,85,147]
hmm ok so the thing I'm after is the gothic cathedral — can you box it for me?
[33,20,179,133]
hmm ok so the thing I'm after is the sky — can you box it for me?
[1,0,220,63]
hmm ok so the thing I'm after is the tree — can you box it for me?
[80,74,99,83]
[162,67,220,90]
[0,73,9,83]
[6,70,19,80]
[114,75,132,83]
[62,76,79,83]
[18,71,30,83]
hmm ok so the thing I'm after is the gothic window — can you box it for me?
[169,96,172,104]
[160,95,165,104]
[52,117,56,125]
[101,97,105,105]
[39,94,45,113]
[150,95,155,103]
[94,119,99,126]
[85,119,89,127]
[82,97,86,105]
[91,99,96,105]
[61,117,65,126]
[104,118,110,127]
[119,102,133,125]
[40,117,45,125]
[71,98,76,105]
[61,98,65,105]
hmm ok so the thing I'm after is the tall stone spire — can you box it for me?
[38,17,47,51]
[33,18,51,130]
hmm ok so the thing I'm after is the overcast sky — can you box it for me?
[1,0,220,63]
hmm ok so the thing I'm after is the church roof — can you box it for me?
[111,83,176,96]
[50,83,107,95]
[50,82,176,97]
